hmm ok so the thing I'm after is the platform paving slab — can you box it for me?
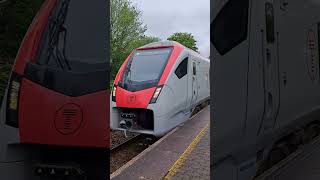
[168,128,210,180]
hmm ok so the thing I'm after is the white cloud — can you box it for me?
[131,0,210,57]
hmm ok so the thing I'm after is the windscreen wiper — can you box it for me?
[46,0,71,70]
[123,58,134,87]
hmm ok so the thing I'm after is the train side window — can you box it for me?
[211,0,249,55]
[175,58,188,79]
[265,2,275,43]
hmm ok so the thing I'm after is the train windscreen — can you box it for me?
[22,0,108,97]
[36,0,107,72]
[119,48,172,91]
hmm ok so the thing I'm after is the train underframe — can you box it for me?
[256,120,320,176]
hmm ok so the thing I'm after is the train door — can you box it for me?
[191,58,198,108]
[260,0,280,133]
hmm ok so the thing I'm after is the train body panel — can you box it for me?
[18,79,108,147]
[1,0,109,148]
[0,0,109,178]
[212,0,320,178]
[111,41,210,136]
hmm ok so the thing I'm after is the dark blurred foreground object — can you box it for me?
[0,0,110,179]
[212,0,320,179]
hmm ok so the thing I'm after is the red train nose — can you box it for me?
[116,86,156,109]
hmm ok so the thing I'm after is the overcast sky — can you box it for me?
[131,0,210,58]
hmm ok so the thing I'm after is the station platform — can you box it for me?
[110,106,210,180]
[257,133,320,180]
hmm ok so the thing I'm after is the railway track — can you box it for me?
[110,133,159,174]
[111,134,143,152]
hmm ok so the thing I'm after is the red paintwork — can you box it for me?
[114,51,134,85]
[158,45,184,85]
[114,44,184,108]
[13,0,57,75]
[7,0,110,148]
[19,79,109,148]
[116,86,156,109]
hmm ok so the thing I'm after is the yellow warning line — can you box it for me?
[164,123,210,180]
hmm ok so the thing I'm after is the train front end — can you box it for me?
[111,42,183,136]
[0,0,109,179]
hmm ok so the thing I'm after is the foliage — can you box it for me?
[110,0,159,84]
[127,36,160,51]
[0,0,44,58]
[167,32,199,52]
[0,0,42,104]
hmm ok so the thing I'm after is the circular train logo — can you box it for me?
[127,94,136,104]
[55,103,83,135]
[306,29,317,81]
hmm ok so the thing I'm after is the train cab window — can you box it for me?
[119,48,173,91]
[211,0,249,55]
[36,0,107,72]
[175,58,188,79]
[23,0,108,96]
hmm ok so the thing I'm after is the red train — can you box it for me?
[0,0,109,179]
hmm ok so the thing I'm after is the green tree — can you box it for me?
[111,0,145,81]
[0,0,44,58]
[127,36,160,51]
[110,0,159,84]
[167,32,199,52]
[0,0,43,104]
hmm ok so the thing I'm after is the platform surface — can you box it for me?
[166,126,210,180]
[111,106,210,180]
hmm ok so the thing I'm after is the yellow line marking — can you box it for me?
[164,123,210,180]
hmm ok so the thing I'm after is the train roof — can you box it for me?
[138,40,209,62]
[138,40,182,49]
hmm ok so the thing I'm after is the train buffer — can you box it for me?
[110,105,210,180]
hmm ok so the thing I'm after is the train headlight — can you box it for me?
[5,72,22,128]
[150,86,163,104]
[9,81,20,110]
[112,85,117,102]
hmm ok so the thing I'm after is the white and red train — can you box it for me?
[111,41,210,136]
